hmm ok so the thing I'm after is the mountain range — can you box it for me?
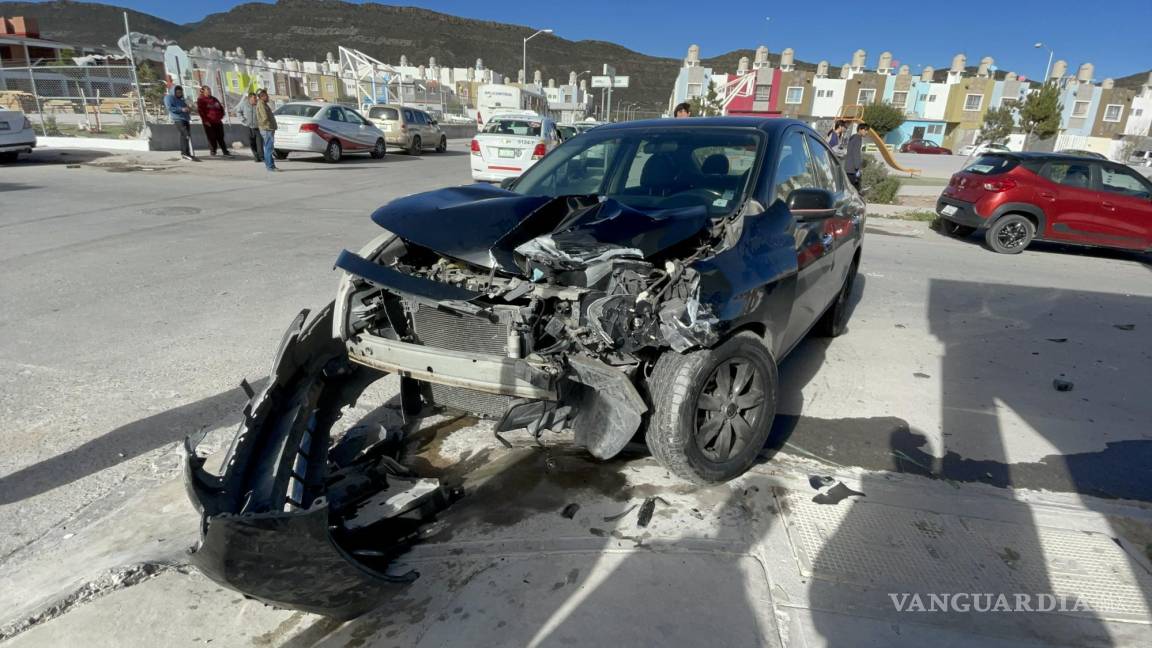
[2,0,1147,115]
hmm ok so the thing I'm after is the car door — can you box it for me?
[345,108,376,150]
[775,128,842,350]
[1092,163,1152,249]
[1036,161,1114,245]
[807,134,864,271]
[402,108,418,147]
[323,106,347,144]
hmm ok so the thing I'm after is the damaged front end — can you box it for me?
[335,189,723,457]
[183,187,728,618]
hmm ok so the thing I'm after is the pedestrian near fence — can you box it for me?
[163,86,197,162]
[235,93,263,163]
[197,86,230,157]
[255,89,278,172]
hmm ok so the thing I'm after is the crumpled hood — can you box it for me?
[370,184,711,274]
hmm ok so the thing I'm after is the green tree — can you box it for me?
[1019,82,1063,143]
[861,102,905,137]
[976,105,1016,144]
[687,81,724,116]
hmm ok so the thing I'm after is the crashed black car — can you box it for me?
[184,117,865,617]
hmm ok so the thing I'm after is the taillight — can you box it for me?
[983,178,1017,192]
[299,123,319,133]
[531,142,547,160]
[470,139,480,155]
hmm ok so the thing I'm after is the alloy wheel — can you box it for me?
[693,358,766,462]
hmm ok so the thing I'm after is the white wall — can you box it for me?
[811,78,846,118]
[921,82,950,120]
[1124,94,1152,136]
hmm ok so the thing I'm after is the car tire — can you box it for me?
[0,151,18,163]
[273,149,289,160]
[370,138,386,159]
[323,139,342,163]
[939,219,976,237]
[435,136,447,153]
[408,136,421,156]
[984,213,1034,254]
[814,256,860,337]
[644,332,778,484]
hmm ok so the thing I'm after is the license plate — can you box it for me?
[940,205,958,216]
[0,122,9,131]
[498,148,517,159]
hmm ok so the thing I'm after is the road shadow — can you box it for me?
[0,149,112,167]
[933,223,1152,270]
[0,381,260,506]
[806,277,1152,646]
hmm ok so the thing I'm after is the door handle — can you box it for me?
[1037,191,1056,201]
[1101,201,1116,211]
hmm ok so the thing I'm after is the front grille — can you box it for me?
[410,304,508,356]
[428,383,514,419]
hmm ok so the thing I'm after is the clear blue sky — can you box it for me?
[33,0,1152,79]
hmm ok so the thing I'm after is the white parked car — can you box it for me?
[958,142,1011,157]
[0,109,36,163]
[470,112,560,182]
[271,102,387,163]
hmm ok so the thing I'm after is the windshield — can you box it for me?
[275,104,321,118]
[483,119,542,136]
[368,106,399,120]
[513,128,762,217]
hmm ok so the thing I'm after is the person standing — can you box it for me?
[826,120,847,152]
[843,123,867,191]
[255,89,278,172]
[163,85,196,161]
[673,102,692,118]
[235,92,263,163]
[196,86,230,156]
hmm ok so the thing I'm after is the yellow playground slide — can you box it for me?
[836,104,921,176]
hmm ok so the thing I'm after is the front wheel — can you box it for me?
[370,138,386,159]
[645,332,778,483]
[985,214,1034,254]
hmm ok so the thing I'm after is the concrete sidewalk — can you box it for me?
[4,420,1151,647]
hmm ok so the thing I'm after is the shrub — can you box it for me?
[860,156,901,203]
[42,115,62,136]
[121,118,144,137]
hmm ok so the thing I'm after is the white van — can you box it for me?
[469,112,560,182]
[0,109,37,162]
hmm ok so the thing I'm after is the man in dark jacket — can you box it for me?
[163,85,196,161]
[196,86,230,156]
[843,123,867,191]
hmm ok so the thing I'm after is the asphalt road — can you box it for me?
[1,143,1150,568]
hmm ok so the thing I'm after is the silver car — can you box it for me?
[365,104,447,155]
[0,109,36,163]
[271,102,387,163]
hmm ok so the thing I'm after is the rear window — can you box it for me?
[482,119,542,137]
[963,155,1017,175]
[368,106,399,120]
[275,104,321,117]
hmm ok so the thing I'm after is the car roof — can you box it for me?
[591,116,808,134]
[983,151,1112,163]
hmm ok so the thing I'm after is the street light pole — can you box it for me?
[523,28,553,89]
[1034,42,1054,83]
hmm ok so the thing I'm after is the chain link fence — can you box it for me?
[0,64,149,138]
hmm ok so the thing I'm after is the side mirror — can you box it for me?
[499,177,517,190]
[787,189,836,219]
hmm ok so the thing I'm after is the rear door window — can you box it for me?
[805,135,839,193]
[1043,162,1092,188]
[1097,165,1152,199]
[326,106,346,122]
[402,109,416,124]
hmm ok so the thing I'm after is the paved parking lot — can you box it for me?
[2,144,1151,645]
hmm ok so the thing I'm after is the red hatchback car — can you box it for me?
[900,139,953,155]
[937,152,1152,254]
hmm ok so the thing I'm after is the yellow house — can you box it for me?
[942,77,995,149]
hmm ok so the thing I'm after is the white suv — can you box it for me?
[0,109,36,162]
